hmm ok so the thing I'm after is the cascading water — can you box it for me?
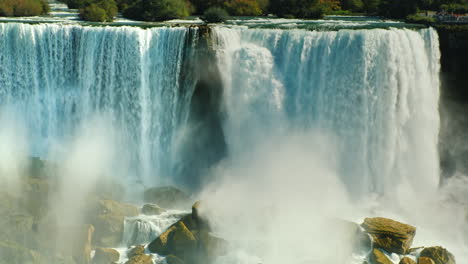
[213,26,441,198]
[0,23,196,186]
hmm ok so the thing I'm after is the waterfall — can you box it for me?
[0,23,196,186]
[213,27,441,197]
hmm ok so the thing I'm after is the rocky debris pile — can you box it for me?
[147,201,227,264]
[360,217,456,264]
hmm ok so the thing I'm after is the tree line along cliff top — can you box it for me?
[0,0,467,23]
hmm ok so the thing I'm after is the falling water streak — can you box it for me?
[0,23,193,186]
[212,27,441,198]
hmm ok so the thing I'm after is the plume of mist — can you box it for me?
[197,128,468,264]
[0,108,29,196]
[46,114,119,254]
[198,131,365,264]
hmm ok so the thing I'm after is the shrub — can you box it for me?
[0,0,49,16]
[80,3,107,21]
[123,0,190,21]
[224,0,262,16]
[78,0,117,22]
[202,7,229,23]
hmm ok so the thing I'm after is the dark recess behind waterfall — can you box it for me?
[437,26,468,181]
[175,26,227,190]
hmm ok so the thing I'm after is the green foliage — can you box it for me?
[362,0,379,13]
[78,0,117,22]
[378,0,418,18]
[224,0,263,15]
[202,6,229,22]
[406,14,436,24]
[441,3,468,13]
[341,0,364,11]
[123,0,190,21]
[191,0,225,14]
[0,0,49,16]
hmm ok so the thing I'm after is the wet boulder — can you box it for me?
[362,217,416,254]
[125,253,153,264]
[399,257,416,264]
[418,257,436,264]
[127,245,145,259]
[143,186,191,209]
[369,248,393,264]
[93,247,120,264]
[419,247,456,264]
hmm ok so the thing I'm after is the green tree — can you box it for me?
[379,0,418,18]
[123,0,190,21]
[224,0,263,15]
[341,0,364,11]
[191,0,226,14]
[202,6,229,22]
[362,0,379,14]
[0,0,49,16]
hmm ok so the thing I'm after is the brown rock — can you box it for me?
[147,221,197,261]
[418,257,436,264]
[93,248,120,264]
[369,248,393,264]
[400,257,417,264]
[125,254,152,264]
[362,217,416,254]
[420,247,456,264]
[141,204,166,215]
[128,245,145,259]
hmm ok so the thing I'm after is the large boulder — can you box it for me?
[93,248,120,264]
[362,217,416,254]
[90,200,138,247]
[399,257,416,264]
[148,221,197,259]
[143,187,191,209]
[141,204,166,215]
[418,257,436,264]
[125,254,153,264]
[369,248,393,264]
[419,247,456,264]
[148,202,227,263]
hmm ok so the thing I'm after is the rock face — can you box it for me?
[419,247,456,264]
[399,257,416,264]
[125,254,153,264]
[148,202,226,263]
[418,257,436,264]
[93,248,120,264]
[362,217,416,254]
[143,186,191,209]
[141,204,166,215]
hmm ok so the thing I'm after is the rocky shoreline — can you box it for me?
[0,158,458,264]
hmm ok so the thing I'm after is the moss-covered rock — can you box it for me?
[399,257,416,264]
[369,248,393,264]
[143,186,190,209]
[362,217,416,254]
[93,247,120,264]
[418,257,436,264]
[419,247,456,264]
[125,253,152,264]
[148,221,197,260]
